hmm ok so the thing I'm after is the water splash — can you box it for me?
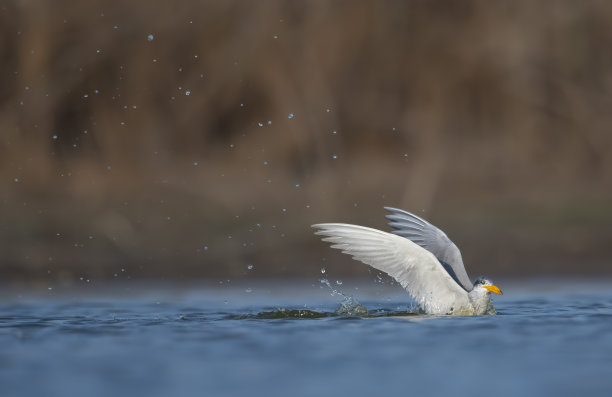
[320,278,368,316]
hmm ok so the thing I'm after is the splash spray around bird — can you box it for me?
[319,272,369,316]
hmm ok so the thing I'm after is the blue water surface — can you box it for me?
[1,279,611,397]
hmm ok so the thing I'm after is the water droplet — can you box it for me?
[247,264,253,270]
[52,135,58,140]
[267,120,272,125]
[83,94,89,98]
[263,161,268,165]
[273,35,279,39]
[320,268,326,274]
[203,246,209,251]
[13,178,19,182]
[332,155,337,159]
[193,161,198,166]
[332,130,337,134]
[336,280,343,285]
[258,122,263,127]
[295,183,300,187]
[185,90,191,96]
[147,34,154,41]
[245,288,252,293]
[288,113,294,119]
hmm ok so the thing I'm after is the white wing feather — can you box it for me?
[313,223,470,315]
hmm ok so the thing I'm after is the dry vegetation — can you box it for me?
[1,1,611,283]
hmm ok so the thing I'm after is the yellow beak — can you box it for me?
[484,285,503,295]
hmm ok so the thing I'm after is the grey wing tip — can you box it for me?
[384,206,415,218]
[385,207,430,226]
[384,207,406,222]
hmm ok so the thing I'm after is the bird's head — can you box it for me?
[473,277,503,295]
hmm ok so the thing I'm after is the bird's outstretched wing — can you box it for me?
[312,223,470,315]
[384,207,473,291]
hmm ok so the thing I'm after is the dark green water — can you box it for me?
[1,280,611,397]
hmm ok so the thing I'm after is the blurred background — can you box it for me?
[1,0,611,286]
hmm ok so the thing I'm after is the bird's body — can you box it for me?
[312,207,502,316]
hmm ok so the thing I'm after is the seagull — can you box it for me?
[312,207,502,315]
